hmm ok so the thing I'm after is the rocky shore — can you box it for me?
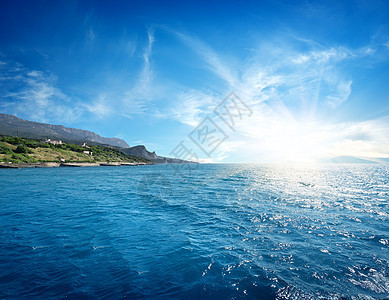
[0,162,148,169]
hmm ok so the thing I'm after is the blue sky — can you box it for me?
[1,0,389,162]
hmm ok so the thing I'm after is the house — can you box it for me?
[44,138,63,145]
[83,150,93,155]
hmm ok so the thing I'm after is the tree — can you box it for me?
[14,144,32,154]
[0,144,13,154]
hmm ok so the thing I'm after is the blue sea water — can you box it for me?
[0,163,388,299]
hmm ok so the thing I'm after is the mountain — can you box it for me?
[122,145,158,160]
[121,145,193,164]
[0,113,195,164]
[0,113,129,148]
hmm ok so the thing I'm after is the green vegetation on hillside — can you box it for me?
[0,136,149,164]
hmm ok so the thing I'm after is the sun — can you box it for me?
[255,117,331,163]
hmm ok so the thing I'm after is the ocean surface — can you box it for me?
[0,164,388,299]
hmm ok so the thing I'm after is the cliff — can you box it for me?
[121,145,193,164]
[122,145,158,160]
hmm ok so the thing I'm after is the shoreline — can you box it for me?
[0,162,150,169]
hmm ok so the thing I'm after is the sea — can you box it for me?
[0,163,388,299]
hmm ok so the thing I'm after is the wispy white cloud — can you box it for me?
[173,30,238,88]
[126,38,137,58]
[326,80,352,107]
[139,28,154,88]
[159,29,389,161]
[118,28,156,119]
[167,31,357,120]
[143,28,154,66]
[168,90,217,126]
[327,117,389,158]
[292,47,351,64]
[84,94,112,118]
[0,62,82,123]
[78,28,157,120]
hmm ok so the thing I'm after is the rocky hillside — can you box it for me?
[121,145,158,160]
[0,136,148,164]
[0,114,129,148]
[121,145,193,164]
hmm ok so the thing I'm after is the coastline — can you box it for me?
[0,162,150,169]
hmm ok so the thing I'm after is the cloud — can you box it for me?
[136,27,154,91]
[117,28,156,118]
[126,39,137,57]
[328,117,389,158]
[168,90,218,126]
[173,30,238,88]
[143,28,154,66]
[162,31,347,126]
[84,94,112,118]
[292,47,351,64]
[83,27,161,120]
[0,61,82,123]
[326,80,352,107]
[167,30,360,121]
[158,29,389,161]
[87,28,96,42]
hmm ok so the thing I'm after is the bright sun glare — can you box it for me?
[256,118,331,163]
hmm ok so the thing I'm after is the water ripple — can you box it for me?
[0,164,388,298]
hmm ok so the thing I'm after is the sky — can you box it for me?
[0,0,389,163]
